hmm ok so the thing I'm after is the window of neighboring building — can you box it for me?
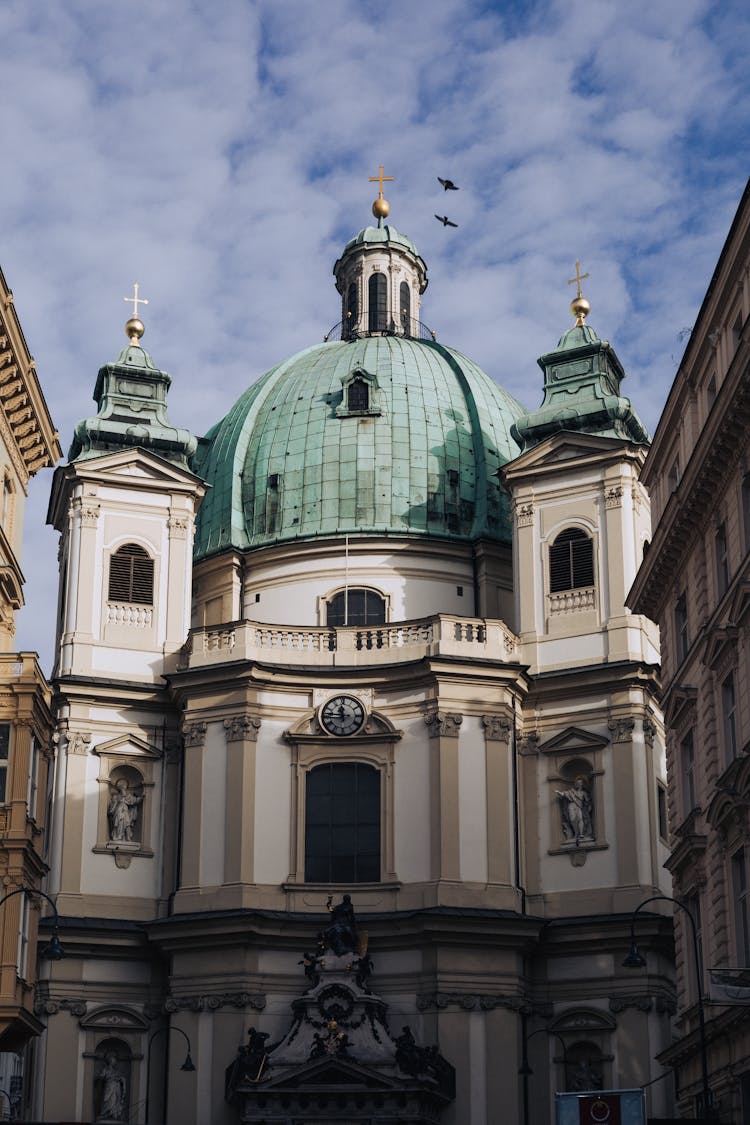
[706,373,717,411]
[682,730,696,815]
[0,723,10,804]
[16,892,29,980]
[742,475,750,555]
[733,310,744,352]
[723,672,738,761]
[304,762,380,883]
[675,592,689,664]
[715,522,729,596]
[549,528,595,592]
[326,589,386,628]
[347,378,370,412]
[368,272,387,332]
[657,783,668,842]
[668,458,680,492]
[400,281,411,336]
[732,849,750,967]
[1,472,14,530]
[108,543,154,605]
[685,892,704,1000]
[26,734,39,821]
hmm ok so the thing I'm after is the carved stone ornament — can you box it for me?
[167,513,189,539]
[424,711,463,738]
[67,731,92,756]
[518,731,540,755]
[34,997,87,1017]
[165,992,266,1013]
[609,995,653,1014]
[79,504,100,527]
[481,715,512,744]
[183,721,207,748]
[643,716,656,748]
[515,502,534,527]
[416,991,532,1015]
[604,485,623,509]
[608,716,635,743]
[224,714,262,742]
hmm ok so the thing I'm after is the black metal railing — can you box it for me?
[323,316,437,343]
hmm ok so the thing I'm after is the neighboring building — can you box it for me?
[629,178,750,1121]
[0,268,60,1109]
[37,182,673,1124]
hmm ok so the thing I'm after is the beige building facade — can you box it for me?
[35,198,675,1123]
[629,178,750,1121]
[0,268,60,1113]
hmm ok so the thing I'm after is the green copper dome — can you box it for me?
[192,336,525,559]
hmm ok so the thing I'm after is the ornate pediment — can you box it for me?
[662,685,698,731]
[538,727,609,755]
[80,1005,149,1032]
[92,733,162,761]
[728,579,750,627]
[550,1007,616,1033]
[265,1056,398,1091]
[700,624,738,674]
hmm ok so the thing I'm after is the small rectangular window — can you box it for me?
[733,311,744,351]
[456,585,463,596]
[743,476,750,555]
[668,458,680,492]
[0,724,10,803]
[685,892,704,1001]
[26,734,39,820]
[706,374,717,410]
[657,783,668,842]
[16,892,29,979]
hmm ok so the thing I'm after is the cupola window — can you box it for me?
[108,543,154,605]
[327,588,386,627]
[368,272,387,332]
[549,528,594,592]
[400,281,411,336]
[346,282,358,339]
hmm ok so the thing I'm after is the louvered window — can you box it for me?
[549,528,594,592]
[347,378,369,412]
[108,543,154,605]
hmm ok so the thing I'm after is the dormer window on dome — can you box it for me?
[336,368,381,418]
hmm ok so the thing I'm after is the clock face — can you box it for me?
[320,695,366,736]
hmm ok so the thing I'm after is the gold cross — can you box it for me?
[567,260,590,299]
[123,282,149,319]
[368,164,394,198]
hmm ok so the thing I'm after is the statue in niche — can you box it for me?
[569,1056,603,1091]
[556,776,593,843]
[323,894,359,956]
[107,778,143,843]
[95,1052,127,1122]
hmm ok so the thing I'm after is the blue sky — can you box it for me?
[2,0,749,670]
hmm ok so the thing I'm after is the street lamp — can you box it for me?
[623,894,712,1120]
[145,1025,195,1123]
[519,1017,569,1125]
[0,886,64,960]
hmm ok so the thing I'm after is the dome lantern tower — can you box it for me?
[333,167,428,340]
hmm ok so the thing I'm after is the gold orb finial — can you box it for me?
[125,317,145,343]
[123,283,149,343]
[566,260,591,326]
[368,164,394,224]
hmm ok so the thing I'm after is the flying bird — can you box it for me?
[435,214,458,227]
[438,177,459,191]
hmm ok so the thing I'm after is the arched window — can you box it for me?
[305,762,380,882]
[346,282,358,338]
[327,589,386,627]
[549,528,594,592]
[108,543,154,605]
[400,281,411,336]
[368,272,387,332]
[347,378,369,412]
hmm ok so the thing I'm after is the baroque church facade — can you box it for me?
[35,184,675,1123]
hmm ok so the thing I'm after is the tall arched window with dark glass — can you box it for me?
[327,589,386,627]
[346,282,358,339]
[549,528,595,592]
[108,543,154,605]
[368,272,387,332]
[305,762,381,883]
[347,378,369,413]
[400,281,411,336]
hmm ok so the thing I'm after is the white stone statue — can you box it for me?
[96,1052,127,1122]
[556,776,593,842]
[107,779,143,843]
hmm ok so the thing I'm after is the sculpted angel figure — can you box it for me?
[556,776,593,842]
[107,778,143,842]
